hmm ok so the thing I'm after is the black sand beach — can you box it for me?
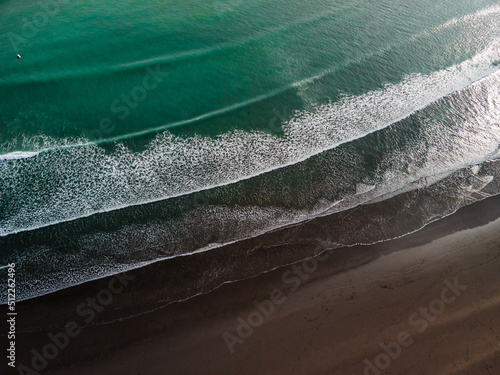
[7,193,500,375]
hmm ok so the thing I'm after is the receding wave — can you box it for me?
[2,159,500,303]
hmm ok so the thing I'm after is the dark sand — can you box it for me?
[8,195,500,375]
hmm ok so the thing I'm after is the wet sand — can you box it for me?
[9,195,500,375]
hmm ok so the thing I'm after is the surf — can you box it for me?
[1,64,500,241]
[1,41,500,237]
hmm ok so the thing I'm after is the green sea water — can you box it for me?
[1,0,500,301]
[1,0,497,146]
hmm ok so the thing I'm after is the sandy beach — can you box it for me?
[8,194,499,375]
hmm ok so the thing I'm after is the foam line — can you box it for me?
[1,44,500,237]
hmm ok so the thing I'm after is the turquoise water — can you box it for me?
[1,0,500,301]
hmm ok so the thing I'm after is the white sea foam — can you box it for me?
[0,151,40,161]
[7,158,500,304]
[433,4,500,32]
[1,36,500,237]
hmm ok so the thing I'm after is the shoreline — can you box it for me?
[7,193,500,374]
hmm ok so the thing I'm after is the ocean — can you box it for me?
[1,0,500,303]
